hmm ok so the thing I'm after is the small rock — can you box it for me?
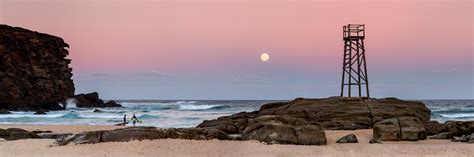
[430,132,454,139]
[336,134,358,143]
[73,92,122,108]
[114,122,128,126]
[32,130,53,134]
[104,100,122,107]
[452,136,462,142]
[34,110,47,115]
[228,134,243,141]
[468,133,474,143]
[369,138,382,144]
[93,109,102,113]
[38,133,73,140]
[460,135,470,142]
[6,128,29,133]
[0,109,12,114]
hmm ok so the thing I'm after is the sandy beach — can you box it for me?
[0,125,472,157]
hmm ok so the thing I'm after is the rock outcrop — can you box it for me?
[57,125,325,146]
[424,121,474,136]
[57,127,229,145]
[198,97,430,132]
[0,25,74,111]
[0,128,40,140]
[425,121,474,143]
[373,116,427,141]
[72,92,122,108]
[444,121,474,136]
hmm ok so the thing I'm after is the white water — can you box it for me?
[64,98,78,109]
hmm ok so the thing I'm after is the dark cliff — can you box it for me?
[0,25,74,111]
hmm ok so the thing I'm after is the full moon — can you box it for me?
[260,53,270,62]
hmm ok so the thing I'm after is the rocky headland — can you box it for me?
[0,25,74,111]
[0,25,121,112]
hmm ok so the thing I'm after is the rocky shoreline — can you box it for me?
[1,97,472,146]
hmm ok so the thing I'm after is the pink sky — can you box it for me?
[1,0,472,99]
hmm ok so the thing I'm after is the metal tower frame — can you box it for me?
[340,24,370,97]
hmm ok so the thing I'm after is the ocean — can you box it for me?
[0,100,472,128]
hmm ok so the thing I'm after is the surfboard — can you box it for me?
[131,118,144,123]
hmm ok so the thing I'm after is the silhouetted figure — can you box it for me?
[123,115,127,126]
[131,114,137,126]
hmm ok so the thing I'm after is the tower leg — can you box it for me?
[348,40,352,97]
[361,40,370,98]
[357,40,362,97]
[340,40,348,97]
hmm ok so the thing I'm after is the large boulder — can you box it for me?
[368,98,430,123]
[242,115,326,145]
[373,118,400,141]
[198,111,259,134]
[72,92,122,108]
[198,97,430,132]
[398,116,427,141]
[0,25,74,111]
[373,116,426,141]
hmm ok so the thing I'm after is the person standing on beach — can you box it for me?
[123,115,127,126]
[131,114,137,126]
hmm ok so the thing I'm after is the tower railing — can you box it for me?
[343,24,365,39]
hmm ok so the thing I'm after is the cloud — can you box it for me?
[431,68,459,73]
[141,71,177,78]
[90,73,113,77]
[372,82,413,88]
[230,75,272,84]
